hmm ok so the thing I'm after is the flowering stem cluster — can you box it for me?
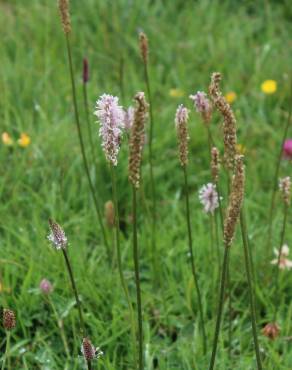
[64,33,109,261]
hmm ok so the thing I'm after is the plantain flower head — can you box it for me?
[94,94,124,166]
[199,183,219,214]
[175,104,190,166]
[189,91,212,124]
[48,219,68,250]
[81,337,103,361]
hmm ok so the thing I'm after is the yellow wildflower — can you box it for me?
[169,88,184,98]
[18,133,31,148]
[2,132,13,146]
[261,80,277,94]
[225,91,237,104]
[236,144,246,155]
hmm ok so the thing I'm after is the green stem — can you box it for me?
[132,186,143,370]
[183,166,207,354]
[143,61,158,283]
[1,331,10,370]
[110,165,137,367]
[82,82,96,164]
[273,203,288,322]
[214,212,221,268]
[240,211,262,370]
[62,249,85,337]
[227,263,232,359]
[267,80,292,250]
[208,247,230,370]
[65,34,109,259]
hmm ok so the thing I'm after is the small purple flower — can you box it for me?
[124,106,134,131]
[94,94,124,166]
[189,91,212,123]
[83,58,89,83]
[199,183,219,213]
[40,279,53,294]
[283,139,292,159]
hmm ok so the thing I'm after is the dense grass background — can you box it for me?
[1,0,292,369]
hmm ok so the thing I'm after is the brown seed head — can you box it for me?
[139,32,148,64]
[175,104,190,167]
[262,323,280,340]
[211,147,220,183]
[279,176,291,206]
[223,155,245,247]
[82,337,96,361]
[128,92,148,188]
[3,309,16,330]
[58,0,71,34]
[104,200,115,228]
[209,72,237,170]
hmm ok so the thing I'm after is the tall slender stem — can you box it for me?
[183,166,207,354]
[132,186,143,370]
[208,247,230,370]
[64,34,109,258]
[82,82,96,163]
[62,249,85,337]
[143,61,158,282]
[1,331,10,370]
[240,211,262,370]
[267,81,292,250]
[47,296,70,359]
[273,203,288,321]
[110,165,137,367]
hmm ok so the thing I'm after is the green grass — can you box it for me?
[0,0,292,368]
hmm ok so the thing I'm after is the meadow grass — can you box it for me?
[1,0,292,369]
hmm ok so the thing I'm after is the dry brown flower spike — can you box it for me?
[139,32,148,64]
[3,309,16,330]
[211,147,220,183]
[58,0,71,34]
[223,155,245,247]
[175,104,190,167]
[128,92,148,188]
[104,200,115,228]
[209,72,237,170]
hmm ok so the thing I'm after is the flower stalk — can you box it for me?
[58,1,109,259]
[183,166,207,354]
[139,32,158,282]
[82,58,96,164]
[110,165,137,367]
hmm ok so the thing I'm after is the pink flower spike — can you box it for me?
[283,139,292,159]
[94,94,124,166]
[199,183,219,214]
[40,279,53,294]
